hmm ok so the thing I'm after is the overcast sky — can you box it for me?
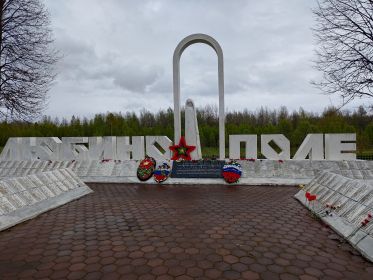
[43,0,369,118]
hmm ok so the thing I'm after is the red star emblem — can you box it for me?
[169,136,196,161]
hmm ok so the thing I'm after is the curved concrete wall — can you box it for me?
[173,34,225,159]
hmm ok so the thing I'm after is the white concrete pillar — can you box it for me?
[30,137,62,160]
[325,134,356,160]
[229,135,257,159]
[61,137,89,160]
[293,134,324,160]
[261,134,290,160]
[0,138,27,161]
[146,136,172,161]
[117,136,145,160]
[185,99,202,160]
[88,137,118,160]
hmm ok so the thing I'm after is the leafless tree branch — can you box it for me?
[0,0,59,121]
[312,0,373,105]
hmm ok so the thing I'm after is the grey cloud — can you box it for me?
[110,64,164,93]
[42,0,363,118]
[54,30,164,94]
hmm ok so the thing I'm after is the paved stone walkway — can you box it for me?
[0,184,372,280]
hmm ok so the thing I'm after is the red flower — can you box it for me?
[308,195,317,202]
[305,192,311,199]
[223,172,240,183]
[169,136,196,161]
[362,219,369,226]
[139,159,154,169]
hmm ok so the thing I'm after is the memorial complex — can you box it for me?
[0,34,373,279]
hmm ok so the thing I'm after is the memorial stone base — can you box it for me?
[294,171,373,262]
[0,159,372,185]
[0,168,92,231]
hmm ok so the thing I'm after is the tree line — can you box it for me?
[0,105,372,157]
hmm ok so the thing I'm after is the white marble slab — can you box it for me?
[0,169,92,231]
[294,171,373,262]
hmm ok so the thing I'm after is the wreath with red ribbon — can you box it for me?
[222,160,242,184]
[154,162,171,183]
[137,157,156,181]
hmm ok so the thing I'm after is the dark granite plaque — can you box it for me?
[171,160,225,178]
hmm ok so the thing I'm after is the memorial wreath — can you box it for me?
[222,160,242,184]
[137,157,156,181]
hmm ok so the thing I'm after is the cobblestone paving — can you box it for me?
[0,184,373,280]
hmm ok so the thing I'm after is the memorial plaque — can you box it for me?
[171,160,225,178]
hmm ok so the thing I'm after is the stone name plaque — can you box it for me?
[171,160,225,178]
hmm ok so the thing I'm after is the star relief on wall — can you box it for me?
[169,136,196,161]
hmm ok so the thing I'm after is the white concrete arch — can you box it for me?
[173,33,225,159]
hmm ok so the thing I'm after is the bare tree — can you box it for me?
[0,0,58,120]
[312,0,373,106]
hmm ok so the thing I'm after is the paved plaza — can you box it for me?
[0,184,372,280]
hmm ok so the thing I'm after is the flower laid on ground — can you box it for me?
[326,203,341,210]
[308,194,317,201]
[222,160,242,184]
[305,192,317,201]
[325,203,338,216]
[305,192,317,214]
[169,136,196,161]
[154,162,171,183]
[137,157,156,181]
[346,213,373,240]
[361,213,372,226]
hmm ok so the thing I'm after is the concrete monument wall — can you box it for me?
[0,133,357,162]
[0,136,172,162]
[0,159,371,185]
[229,133,356,160]
[0,168,92,231]
[294,171,373,262]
